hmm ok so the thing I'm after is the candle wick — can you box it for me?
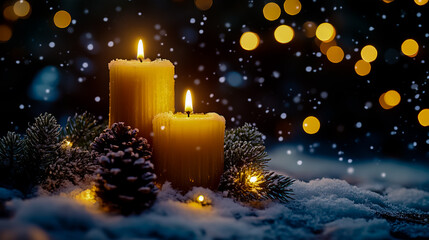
[138,58,143,62]
[186,111,190,117]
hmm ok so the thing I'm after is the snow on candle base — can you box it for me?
[153,112,225,190]
[108,59,175,141]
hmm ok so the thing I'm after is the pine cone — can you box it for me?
[91,122,149,156]
[92,122,158,214]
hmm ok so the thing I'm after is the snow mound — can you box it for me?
[0,178,428,239]
[386,188,429,212]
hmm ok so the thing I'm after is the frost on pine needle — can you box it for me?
[42,147,96,193]
[25,113,62,186]
[0,113,105,195]
[0,132,25,188]
[219,123,294,203]
[63,112,107,150]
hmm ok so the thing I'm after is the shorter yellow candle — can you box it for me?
[153,90,225,190]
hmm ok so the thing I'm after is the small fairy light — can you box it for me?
[249,176,258,183]
[246,173,263,193]
[193,194,211,206]
[63,140,73,148]
[197,194,205,203]
[74,186,96,205]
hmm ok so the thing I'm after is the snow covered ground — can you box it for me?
[0,145,428,239]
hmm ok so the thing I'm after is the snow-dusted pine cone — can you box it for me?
[92,122,158,214]
[91,122,150,156]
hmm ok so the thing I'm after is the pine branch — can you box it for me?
[224,123,264,148]
[220,123,295,203]
[0,132,25,187]
[219,164,265,202]
[25,113,62,184]
[224,141,269,171]
[63,112,106,150]
[42,147,96,192]
[265,172,295,203]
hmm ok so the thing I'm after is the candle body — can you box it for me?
[109,59,174,142]
[153,112,225,190]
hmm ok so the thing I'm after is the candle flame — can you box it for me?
[185,90,193,113]
[137,39,144,61]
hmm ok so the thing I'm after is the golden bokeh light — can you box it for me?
[379,93,392,110]
[283,0,302,16]
[13,0,31,17]
[354,60,371,76]
[240,31,260,51]
[383,0,394,3]
[0,25,12,42]
[361,45,378,63]
[274,25,294,44]
[194,0,213,11]
[303,21,317,38]
[414,0,428,6]
[418,109,429,127]
[401,39,419,57]
[319,39,337,55]
[263,2,281,21]
[53,10,71,28]
[327,46,344,63]
[303,116,320,134]
[384,90,401,108]
[3,6,19,21]
[316,23,336,42]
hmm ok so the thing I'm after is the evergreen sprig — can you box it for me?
[63,112,106,150]
[25,113,62,184]
[219,123,294,203]
[0,112,105,194]
[0,132,25,187]
[42,147,96,192]
[224,123,264,147]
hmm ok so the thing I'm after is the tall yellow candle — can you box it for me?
[153,90,225,190]
[109,39,174,141]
